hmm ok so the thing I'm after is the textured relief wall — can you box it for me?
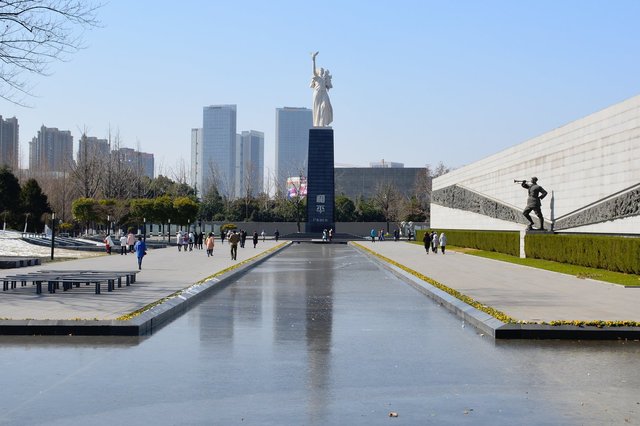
[554,186,640,230]
[433,184,640,231]
[432,185,530,226]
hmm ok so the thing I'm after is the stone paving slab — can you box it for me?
[352,241,640,339]
[0,240,285,324]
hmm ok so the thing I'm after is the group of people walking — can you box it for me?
[103,231,147,269]
[176,231,206,252]
[176,229,262,261]
[422,231,447,254]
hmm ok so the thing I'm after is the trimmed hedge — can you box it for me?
[526,234,640,274]
[415,229,520,257]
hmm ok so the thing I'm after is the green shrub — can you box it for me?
[220,223,237,232]
[415,229,519,256]
[526,234,640,274]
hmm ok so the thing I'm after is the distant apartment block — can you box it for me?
[370,159,404,168]
[0,116,19,170]
[116,147,154,178]
[191,128,203,196]
[29,125,73,173]
[275,107,312,192]
[235,130,264,198]
[77,134,109,164]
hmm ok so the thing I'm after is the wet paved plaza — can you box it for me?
[1,244,639,425]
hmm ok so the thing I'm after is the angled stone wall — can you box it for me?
[431,94,640,234]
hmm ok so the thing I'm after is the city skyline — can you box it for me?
[1,1,640,179]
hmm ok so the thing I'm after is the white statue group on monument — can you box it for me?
[310,51,333,127]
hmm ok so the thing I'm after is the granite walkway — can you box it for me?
[0,240,284,321]
[353,240,640,323]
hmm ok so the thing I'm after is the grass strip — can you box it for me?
[440,244,640,287]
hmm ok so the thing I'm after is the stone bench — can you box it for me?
[2,270,140,294]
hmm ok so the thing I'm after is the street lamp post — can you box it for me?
[188,218,190,234]
[168,218,171,242]
[50,212,56,260]
[143,217,146,242]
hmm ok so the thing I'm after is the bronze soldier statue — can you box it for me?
[521,177,548,230]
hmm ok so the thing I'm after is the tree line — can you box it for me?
[0,160,451,235]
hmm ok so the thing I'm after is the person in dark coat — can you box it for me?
[422,232,432,254]
[240,230,247,248]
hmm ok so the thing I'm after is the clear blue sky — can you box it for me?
[3,0,640,179]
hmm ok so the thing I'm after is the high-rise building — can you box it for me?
[77,135,109,164]
[235,130,264,198]
[0,116,19,170]
[116,147,155,179]
[29,125,73,173]
[202,105,237,198]
[275,107,312,192]
[190,128,203,196]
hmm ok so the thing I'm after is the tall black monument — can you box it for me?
[306,52,335,233]
[306,128,335,233]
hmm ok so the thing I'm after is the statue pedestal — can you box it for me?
[306,128,335,233]
[521,228,555,258]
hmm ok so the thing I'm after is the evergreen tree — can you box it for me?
[0,166,22,229]
[20,179,52,232]
[335,195,356,221]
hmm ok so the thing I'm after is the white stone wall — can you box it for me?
[431,205,524,231]
[432,94,640,233]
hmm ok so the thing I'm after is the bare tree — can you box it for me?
[431,161,451,178]
[72,131,103,198]
[263,168,275,199]
[104,130,136,199]
[169,157,190,187]
[0,1,102,104]
[203,158,233,201]
[45,167,75,222]
[240,159,261,220]
[373,182,402,232]
[411,167,431,222]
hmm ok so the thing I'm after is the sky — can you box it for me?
[3,0,640,181]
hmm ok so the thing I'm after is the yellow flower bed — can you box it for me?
[352,242,517,323]
[548,320,640,328]
[117,242,289,321]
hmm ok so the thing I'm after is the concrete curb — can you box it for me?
[351,243,640,340]
[0,242,292,336]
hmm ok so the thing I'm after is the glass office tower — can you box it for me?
[202,105,237,198]
[275,107,312,193]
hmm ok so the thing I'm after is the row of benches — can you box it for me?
[1,270,140,295]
